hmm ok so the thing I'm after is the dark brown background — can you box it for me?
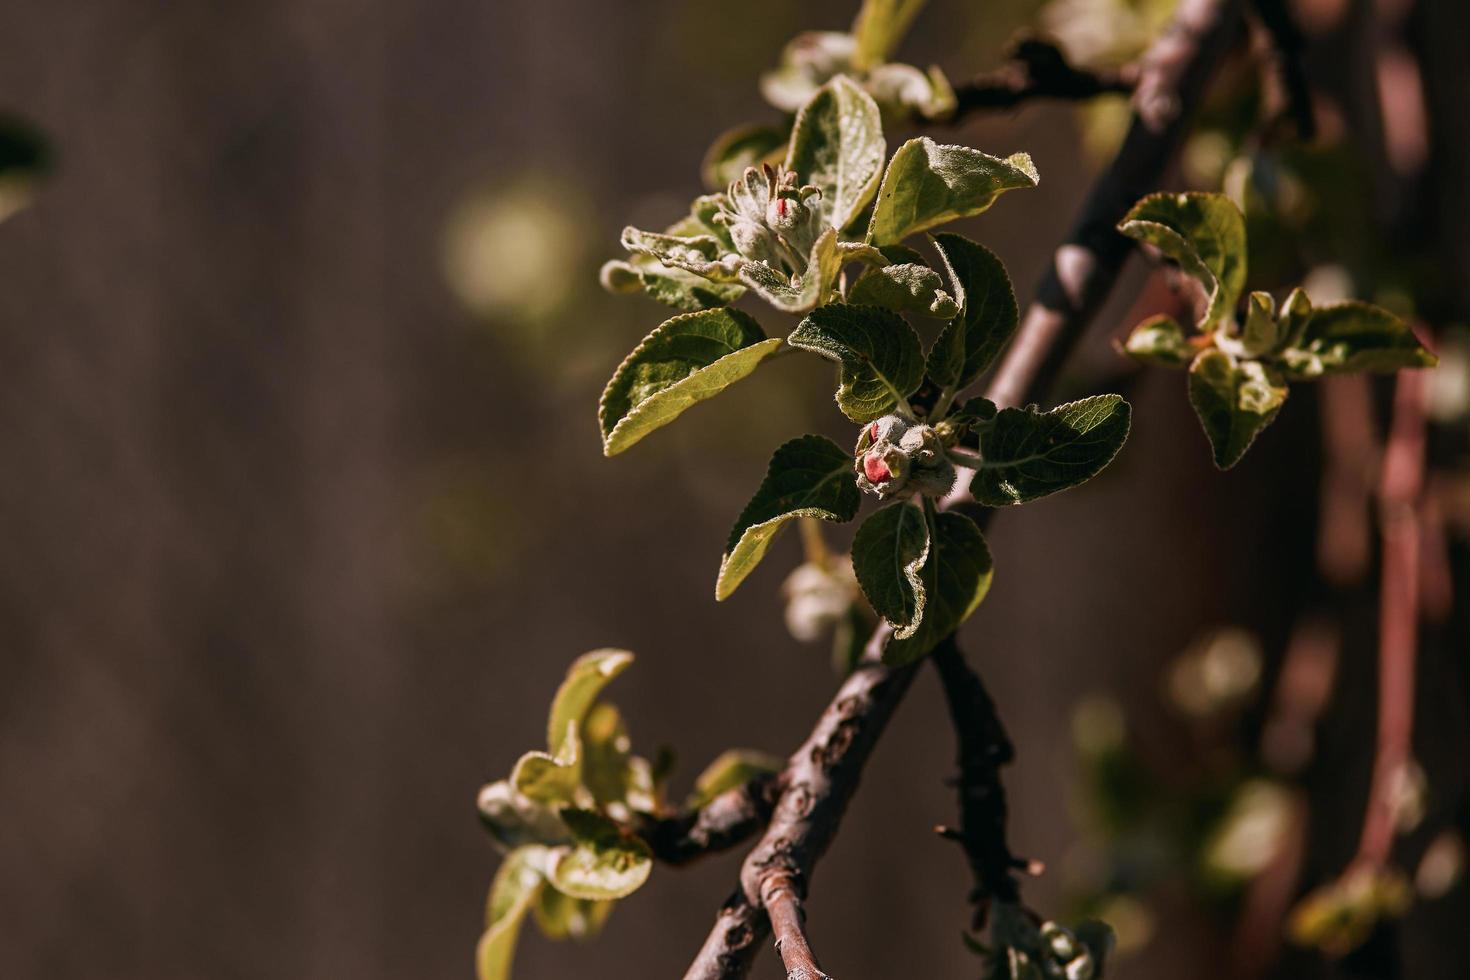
[0,1,1434,978]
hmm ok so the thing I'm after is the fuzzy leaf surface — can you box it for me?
[867,138,1038,245]
[851,502,931,638]
[970,395,1131,505]
[788,303,924,421]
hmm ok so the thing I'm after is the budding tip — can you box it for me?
[863,453,891,483]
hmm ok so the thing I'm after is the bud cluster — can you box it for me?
[854,415,956,500]
[715,164,824,278]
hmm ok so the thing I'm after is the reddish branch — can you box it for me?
[684,1,1246,975]
[1356,370,1428,869]
[642,772,785,866]
[951,39,1136,117]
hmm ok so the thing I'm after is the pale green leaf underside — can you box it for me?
[478,846,546,980]
[511,724,581,804]
[787,303,924,421]
[686,748,786,809]
[545,809,653,901]
[883,511,994,665]
[619,227,738,282]
[851,502,931,638]
[1240,290,1280,357]
[851,0,929,69]
[477,780,571,851]
[867,137,1038,245]
[546,650,634,754]
[785,76,885,232]
[599,258,745,312]
[927,233,1019,390]
[971,395,1131,506]
[1188,348,1288,469]
[847,260,957,317]
[1123,314,1192,367]
[738,228,842,313]
[1118,192,1246,327]
[717,435,862,600]
[600,308,780,456]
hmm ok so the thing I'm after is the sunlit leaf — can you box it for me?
[545,809,653,901]
[477,846,546,980]
[785,76,885,232]
[867,138,1038,245]
[970,395,1131,505]
[1118,191,1246,327]
[788,303,925,421]
[686,749,785,809]
[1187,348,1288,469]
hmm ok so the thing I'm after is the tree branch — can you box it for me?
[642,772,785,866]
[684,1,1246,975]
[1356,369,1428,869]
[1249,0,1317,140]
[931,639,1023,931]
[950,38,1136,118]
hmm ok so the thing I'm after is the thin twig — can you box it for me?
[1356,369,1428,869]
[684,1,1246,975]
[951,38,1136,118]
[763,872,830,980]
[641,772,785,866]
[931,639,1023,930]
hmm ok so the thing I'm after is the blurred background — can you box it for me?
[0,0,1466,978]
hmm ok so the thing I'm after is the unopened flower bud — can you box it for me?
[854,415,956,499]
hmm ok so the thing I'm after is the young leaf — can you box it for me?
[1188,348,1288,469]
[867,138,1038,245]
[580,703,654,811]
[1276,301,1437,378]
[850,0,929,70]
[478,780,572,850]
[883,511,994,665]
[786,76,886,233]
[1122,314,1192,367]
[533,886,615,941]
[717,435,862,600]
[851,502,932,638]
[619,227,739,282]
[511,723,582,804]
[1240,291,1280,357]
[600,258,745,312]
[702,122,788,191]
[685,749,785,809]
[926,234,1019,391]
[788,303,925,421]
[1118,192,1246,327]
[599,308,782,456]
[970,395,1131,506]
[545,809,653,901]
[546,650,634,754]
[738,227,842,313]
[478,846,547,980]
[846,260,958,317]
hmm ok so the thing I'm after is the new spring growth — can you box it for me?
[715,164,824,278]
[854,414,957,500]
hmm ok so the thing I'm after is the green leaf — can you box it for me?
[883,511,994,665]
[850,0,929,70]
[686,749,785,809]
[847,260,957,317]
[851,502,932,638]
[926,234,1019,391]
[599,308,781,456]
[1277,287,1313,348]
[533,886,615,941]
[511,724,582,804]
[717,435,862,600]
[546,650,635,754]
[1187,348,1288,469]
[1118,192,1246,327]
[738,227,842,313]
[786,76,885,233]
[478,780,572,850]
[477,846,545,980]
[702,122,788,191]
[545,809,653,901]
[867,62,957,121]
[867,138,1038,245]
[1277,301,1437,378]
[1122,314,1192,367]
[970,395,1131,506]
[619,226,739,282]
[599,259,745,312]
[788,303,925,421]
[580,703,655,811]
[1240,291,1280,357]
